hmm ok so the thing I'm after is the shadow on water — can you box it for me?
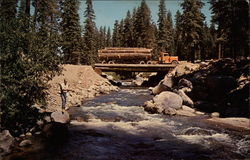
[5,88,249,160]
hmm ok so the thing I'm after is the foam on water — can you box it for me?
[71,103,179,138]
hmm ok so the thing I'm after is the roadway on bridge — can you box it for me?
[93,63,177,72]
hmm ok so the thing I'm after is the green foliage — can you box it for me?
[180,0,205,62]
[157,0,174,54]
[123,11,133,47]
[106,27,112,47]
[210,0,248,58]
[112,20,121,47]
[133,0,156,48]
[0,0,61,135]
[83,0,98,64]
[97,26,106,49]
[61,0,83,64]
[174,10,185,60]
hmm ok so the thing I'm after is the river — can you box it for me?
[6,88,250,160]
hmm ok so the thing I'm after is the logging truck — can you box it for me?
[98,47,179,64]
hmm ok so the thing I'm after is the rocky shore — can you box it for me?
[144,59,250,130]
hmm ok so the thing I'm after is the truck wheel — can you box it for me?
[171,60,179,65]
[101,61,107,64]
[147,61,152,64]
[140,61,145,64]
[108,61,115,64]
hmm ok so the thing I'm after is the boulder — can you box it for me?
[151,80,168,95]
[175,89,194,107]
[211,112,220,118]
[176,109,196,117]
[178,78,193,91]
[170,63,200,77]
[153,91,183,110]
[151,74,174,95]
[133,76,145,86]
[182,105,195,113]
[143,100,176,115]
[162,74,174,89]
[0,130,15,156]
[51,111,70,124]
[19,139,32,147]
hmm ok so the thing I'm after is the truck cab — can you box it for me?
[159,52,179,64]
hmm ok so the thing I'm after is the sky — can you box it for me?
[78,0,212,30]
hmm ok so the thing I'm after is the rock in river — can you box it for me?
[0,130,15,156]
[51,111,70,124]
[153,91,183,110]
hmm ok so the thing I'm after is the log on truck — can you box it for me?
[98,47,179,64]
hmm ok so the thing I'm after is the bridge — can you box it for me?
[93,63,177,73]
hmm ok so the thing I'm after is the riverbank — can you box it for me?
[46,64,119,112]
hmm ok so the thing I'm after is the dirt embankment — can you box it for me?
[46,65,118,112]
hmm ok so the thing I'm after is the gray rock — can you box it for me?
[195,111,205,115]
[19,139,32,147]
[0,130,15,156]
[25,132,32,137]
[162,74,174,89]
[44,116,51,122]
[182,105,195,113]
[178,78,193,91]
[175,89,194,107]
[133,76,145,86]
[176,109,196,117]
[51,111,70,124]
[143,100,177,115]
[36,119,44,126]
[151,74,174,95]
[211,112,220,117]
[153,91,183,110]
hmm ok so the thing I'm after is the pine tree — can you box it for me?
[134,0,155,48]
[180,0,205,62]
[98,26,106,49]
[131,7,138,47]
[83,0,97,64]
[61,0,82,64]
[174,10,187,60]
[118,19,124,46]
[112,20,120,47]
[123,10,133,47]
[210,0,248,58]
[0,0,61,134]
[17,0,31,54]
[167,11,175,54]
[0,0,18,20]
[157,0,168,52]
[106,27,112,47]
[157,0,174,53]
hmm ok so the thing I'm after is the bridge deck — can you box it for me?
[94,63,176,72]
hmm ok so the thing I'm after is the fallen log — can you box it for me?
[99,53,152,60]
[104,47,148,50]
[98,49,152,53]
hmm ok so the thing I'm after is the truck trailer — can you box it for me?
[98,47,178,64]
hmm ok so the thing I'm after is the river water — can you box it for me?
[7,89,250,160]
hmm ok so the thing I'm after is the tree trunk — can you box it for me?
[218,43,221,59]
[191,47,195,63]
[25,0,30,16]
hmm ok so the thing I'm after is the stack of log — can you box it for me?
[98,47,152,61]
